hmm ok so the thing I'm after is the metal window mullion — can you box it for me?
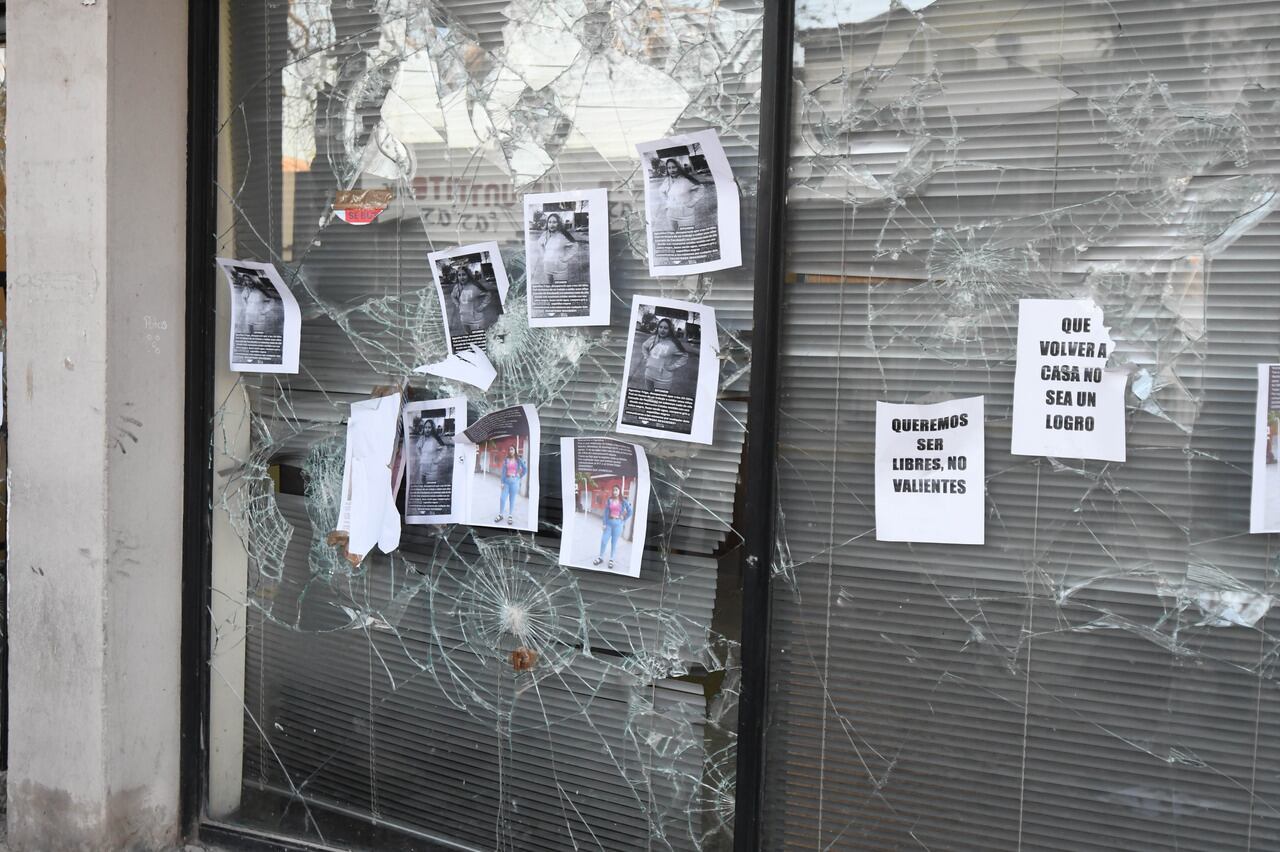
[733,1,796,850]
[180,0,222,834]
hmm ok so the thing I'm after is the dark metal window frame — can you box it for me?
[178,1,795,848]
[179,0,218,839]
[732,1,794,849]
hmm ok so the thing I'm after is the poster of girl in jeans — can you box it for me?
[558,437,650,577]
[458,404,540,532]
[428,241,510,356]
[493,446,527,525]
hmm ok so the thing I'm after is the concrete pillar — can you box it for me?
[6,1,188,848]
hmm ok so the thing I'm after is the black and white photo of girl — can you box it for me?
[650,147,713,236]
[637,314,696,393]
[621,305,701,435]
[636,129,741,276]
[530,205,586,314]
[232,268,285,343]
[617,296,719,445]
[523,188,610,327]
[428,241,510,356]
[403,397,466,524]
[217,256,301,373]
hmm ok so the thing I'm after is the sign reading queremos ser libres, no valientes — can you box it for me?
[875,396,985,545]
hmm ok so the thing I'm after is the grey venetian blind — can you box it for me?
[766,1,1280,850]
[216,1,763,850]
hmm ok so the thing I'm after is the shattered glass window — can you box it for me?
[1,44,7,264]
[768,1,1280,849]
[208,1,761,849]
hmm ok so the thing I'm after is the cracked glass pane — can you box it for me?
[209,1,760,849]
[769,2,1280,850]
[0,45,6,252]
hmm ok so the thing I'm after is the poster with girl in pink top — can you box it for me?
[458,404,540,532]
[558,437,650,578]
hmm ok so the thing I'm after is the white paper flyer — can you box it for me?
[1010,298,1126,462]
[875,397,985,545]
[616,296,719,445]
[216,257,302,374]
[458,404,541,532]
[402,397,468,525]
[428,241,511,356]
[559,437,650,577]
[523,188,610,327]
[636,129,741,276]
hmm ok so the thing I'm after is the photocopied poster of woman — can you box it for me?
[558,437,650,578]
[456,404,541,532]
[216,257,302,373]
[523,188,610,327]
[402,396,468,525]
[617,295,720,445]
[636,128,741,277]
[428,241,511,356]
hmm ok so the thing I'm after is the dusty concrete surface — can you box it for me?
[6,0,187,848]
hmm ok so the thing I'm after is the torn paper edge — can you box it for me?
[413,346,497,392]
[336,392,404,560]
